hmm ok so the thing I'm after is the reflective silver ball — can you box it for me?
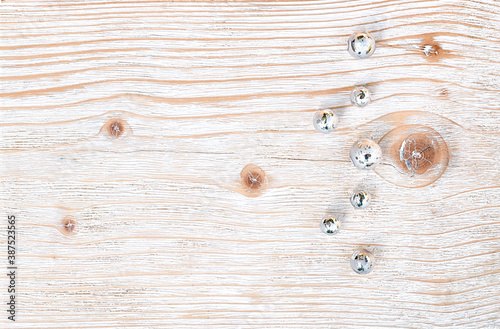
[320,216,340,235]
[313,109,338,134]
[350,190,371,209]
[349,139,382,170]
[350,249,375,275]
[347,31,376,59]
[350,86,371,107]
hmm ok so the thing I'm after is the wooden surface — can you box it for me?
[1,0,500,328]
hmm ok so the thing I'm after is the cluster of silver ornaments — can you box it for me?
[313,33,375,133]
[313,109,338,134]
[315,31,379,275]
[347,32,376,274]
[349,31,373,107]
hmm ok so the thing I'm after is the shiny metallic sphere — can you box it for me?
[347,31,376,59]
[320,216,340,235]
[349,139,382,170]
[350,190,371,209]
[350,249,375,275]
[350,86,371,107]
[313,109,338,134]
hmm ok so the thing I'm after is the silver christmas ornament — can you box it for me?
[313,109,338,134]
[350,190,371,209]
[347,31,376,59]
[350,86,371,107]
[349,139,382,170]
[350,249,375,275]
[320,216,340,235]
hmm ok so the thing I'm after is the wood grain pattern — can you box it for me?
[1,0,499,328]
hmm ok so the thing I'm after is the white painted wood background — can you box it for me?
[1,0,500,328]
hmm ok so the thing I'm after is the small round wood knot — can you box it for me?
[59,217,77,236]
[438,88,450,99]
[421,35,444,63]
[108,120,123,138]
[439,88,449,97]
[101,118,128,138]
[240,164,267,197]
[375,125,449,188]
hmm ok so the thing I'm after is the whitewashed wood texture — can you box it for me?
[1,0,500,328]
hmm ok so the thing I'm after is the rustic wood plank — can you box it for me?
[1,0,499,328]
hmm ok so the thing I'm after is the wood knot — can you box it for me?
[438,88,450,98]
[375,125,449,187]
[59,216,77,236]
[240,164,267,197]
[421,35,444,63]
[397,132,436,176]
[100,118,129,138]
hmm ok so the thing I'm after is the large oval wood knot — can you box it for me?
[375,125,449,188]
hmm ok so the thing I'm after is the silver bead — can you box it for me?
[313,109,338,134]
[349,139,382,170]
[347,31,376,59]
[350,86,371,107]
[350,249,375,275]
[350,190,371,209]
[320,216,340,235]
